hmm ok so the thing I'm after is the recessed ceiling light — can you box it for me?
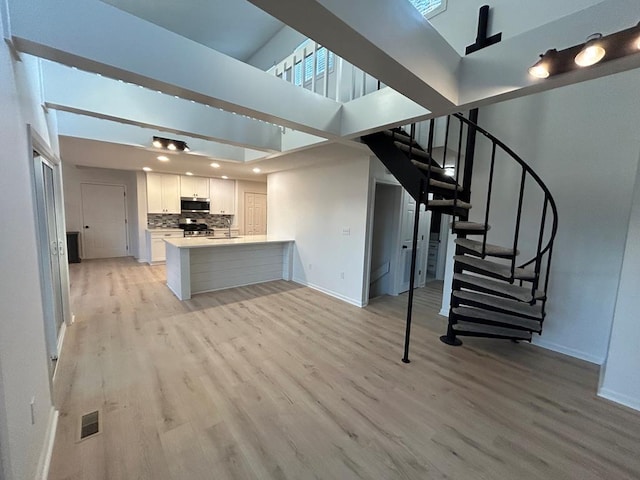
[157,155,169,162]
[210,162,220,168]
[143,167,152,172]
[252,167,261,173]
[185,171,194,176]
[221,175,229,180]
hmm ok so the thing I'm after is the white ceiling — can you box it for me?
[59,136,364,180]
[101,0,285,62]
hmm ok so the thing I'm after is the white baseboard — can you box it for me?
[35,407,58,480]
[532,337,604,365]
[598,388,640,412]
[52,322,68,384]
[438,308,449,317]
[295,279,364,307]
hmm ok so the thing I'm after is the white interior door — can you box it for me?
[81,183,128,259]
[245,193,267,235]
[398,192,430,293]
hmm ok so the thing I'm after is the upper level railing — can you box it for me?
[267,41,382,102]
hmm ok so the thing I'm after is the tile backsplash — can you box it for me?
[147,213,233,229]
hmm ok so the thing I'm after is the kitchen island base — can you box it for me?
[165,236,294,300]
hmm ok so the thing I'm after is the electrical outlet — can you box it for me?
[342,228,350,236]
[340,272,345,279]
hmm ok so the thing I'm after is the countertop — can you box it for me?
[164,235,294,249]
[146,227,183,232]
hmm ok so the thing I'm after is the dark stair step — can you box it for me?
[384,129,419,146]
[429,178,463,192]
[454,255,536,281]
[410,159,447,176]
[452,306,541,332]
[453,273,545,303]
[455,238,518,259]
[395,142,435,162]
[453,290,543,321]
[427,199,472,216]
[451,221,490,235]
[451,320,533,341]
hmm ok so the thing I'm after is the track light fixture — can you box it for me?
[152,136,190,152]
[529,21,640,79]
[574,33,606,67]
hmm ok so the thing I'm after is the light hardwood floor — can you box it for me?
[49,257,640,480]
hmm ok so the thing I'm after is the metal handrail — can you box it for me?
[451,113,559,271]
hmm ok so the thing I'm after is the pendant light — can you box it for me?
[574,33,606,67]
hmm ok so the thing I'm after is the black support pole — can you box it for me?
[402,179,425,364]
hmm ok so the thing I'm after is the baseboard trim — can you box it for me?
[598,388,640,412]
[532,338,604,365]
[438,308,449,317]
[35,407,58,480]
[295,279,364,307]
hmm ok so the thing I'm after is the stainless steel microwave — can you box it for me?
[181,197,210,213]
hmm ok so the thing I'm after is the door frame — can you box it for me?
[80,182,129,259]
[29,125,72,384]
[363,179,403,305]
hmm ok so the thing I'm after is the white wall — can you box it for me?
[454,69,640,364]
[236,180,267,235]
[0,28,58,480]
[62,164,140,259]
[247,26,306,71]
[268,153,371,306]
[599,150,640,410]
[430,0,605,55]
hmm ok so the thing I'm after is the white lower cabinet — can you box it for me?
[147,230,184,264]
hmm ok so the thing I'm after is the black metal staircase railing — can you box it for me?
[363,111,558,360]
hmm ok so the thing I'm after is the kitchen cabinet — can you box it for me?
[210,178,236,214]
[146,229,184,264]
[147,173,180,213]
[180,175,210,199]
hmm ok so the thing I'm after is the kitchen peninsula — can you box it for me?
[164,235,294,300]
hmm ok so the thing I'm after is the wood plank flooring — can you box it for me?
[49,257,640,479]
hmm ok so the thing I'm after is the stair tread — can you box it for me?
[453,273,545,302]
[453,306,541,331]
[451,221,490,232]
[452,321,533,340]
[429,178,463,191]
[454,255,536,281]
[384,130,418,146]
[395,142,434,161]
[455,238,518,257]
[453,290,543,318]
[429,199,472,209]
[410,159,446,175]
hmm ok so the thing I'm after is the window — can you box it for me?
[294,61,303,86]
[408,0,446,18]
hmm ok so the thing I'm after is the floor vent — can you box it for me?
[79,410,100,440]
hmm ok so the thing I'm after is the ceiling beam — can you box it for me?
[7,0,344,139]
[40,60,282,153]
[55,112,267,162]
[247,0,460,114]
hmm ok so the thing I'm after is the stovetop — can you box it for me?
[182,229,214,237]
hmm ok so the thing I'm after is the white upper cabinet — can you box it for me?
[180,176,210,198]
[210,178,236,215]
[147,173,180,214]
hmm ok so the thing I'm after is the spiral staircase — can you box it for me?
[362,113,558,349]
